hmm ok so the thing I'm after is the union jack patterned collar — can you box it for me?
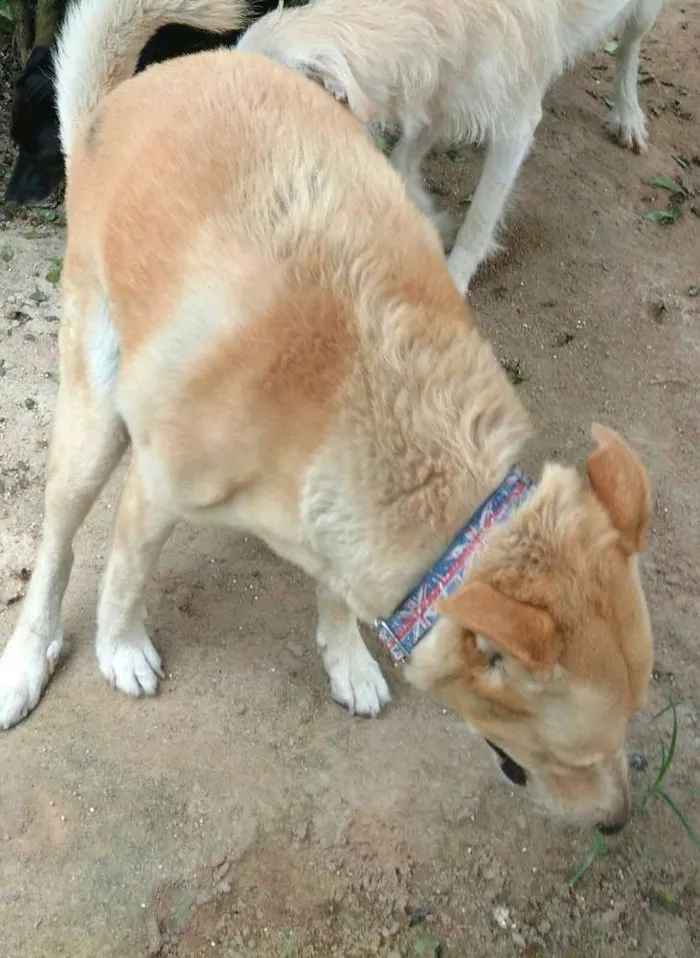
[373,467,533,663]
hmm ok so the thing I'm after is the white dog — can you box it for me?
[237,0,667,295]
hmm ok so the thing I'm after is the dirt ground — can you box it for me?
[1,7,699,958]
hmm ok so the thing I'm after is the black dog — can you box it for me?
[5,13,280,206]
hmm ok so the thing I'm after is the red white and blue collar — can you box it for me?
[373,467,533,662]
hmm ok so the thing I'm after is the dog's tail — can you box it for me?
[56,0,251,160]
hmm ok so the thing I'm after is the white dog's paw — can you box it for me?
[607,107,648,153]
[0,630,63,730]
[97,632,164,697]
[325,643,391,718]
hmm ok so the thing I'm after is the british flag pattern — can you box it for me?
[374,467,533,662]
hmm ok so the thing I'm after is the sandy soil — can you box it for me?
[0,6,699,957]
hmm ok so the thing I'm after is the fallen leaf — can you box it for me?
[644,208,681,224]
[28,286,48,304]
[45,258,63,286]
[649,174,678,192]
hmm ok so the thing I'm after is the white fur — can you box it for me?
[316,584,391,717]
[237,0,666,294]
[55,0,252,159]
[0,631,63,730]
[97,630,164,696]
[87,301,120,398]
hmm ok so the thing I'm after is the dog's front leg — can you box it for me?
[447,115,540,297]
[607,0,665,152]
[95,457,175,697]
[390,119,454,246]
[315,583,390,718]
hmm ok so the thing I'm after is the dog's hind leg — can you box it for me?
[316,583,391,718]
[95,455,175,698]
[390,118,455,247]
[607,0,665,152]
[446,113,540,297]
[0,291,127,729]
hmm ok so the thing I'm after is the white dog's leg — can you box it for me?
[95,457,175,697]
[316,583,390,718]
[607,0,665,152]
[390,120,454,245]
[0,313,126,729]
[447,117,539,296]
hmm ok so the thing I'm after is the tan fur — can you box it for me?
[409,456,653,826]
[0,45,654,831]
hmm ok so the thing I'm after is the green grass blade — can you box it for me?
[568,831,604,887]
[647,701,678,796]
[657,790,700,847]
[657,701,679,787]
[651,701,676,722]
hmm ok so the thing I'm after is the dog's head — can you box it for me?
[408,425,654,832]
[5,45,65,206]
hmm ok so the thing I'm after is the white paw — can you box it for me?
[0,630,63,730]
[97,632,164,697]
[325,643,391,717]
[606,107,648,153]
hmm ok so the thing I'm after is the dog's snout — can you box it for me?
[596,758,633,835]
[596,800,632,836]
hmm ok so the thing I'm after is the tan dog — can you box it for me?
[0,0,654,832]
[237,0,667,295]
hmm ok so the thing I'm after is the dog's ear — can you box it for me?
[586,424,651,555]
[438,582,560,672]
[298,53,375,124]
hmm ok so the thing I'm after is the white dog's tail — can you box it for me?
[56,0,251,160]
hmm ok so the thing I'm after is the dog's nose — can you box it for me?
[597,820,625,836]
[596,784,632,835]
[596,810,630,836]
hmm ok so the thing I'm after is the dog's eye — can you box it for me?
[476,635,503,668]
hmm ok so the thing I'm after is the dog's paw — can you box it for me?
[0,630,63,730]
[607,107,648,154]
[326,643,391,718]
[97,632,164,697]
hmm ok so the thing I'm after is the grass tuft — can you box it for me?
[567,698,698,886]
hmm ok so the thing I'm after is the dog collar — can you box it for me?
[373,467,533,662]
